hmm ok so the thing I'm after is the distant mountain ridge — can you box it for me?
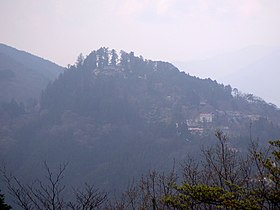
[174,45,280,107]
[0,43,64,103]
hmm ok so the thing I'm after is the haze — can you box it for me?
[1,0,280,105]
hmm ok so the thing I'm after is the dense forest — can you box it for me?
[1,47,280,209]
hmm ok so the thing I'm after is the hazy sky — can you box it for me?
[1,0,280,66]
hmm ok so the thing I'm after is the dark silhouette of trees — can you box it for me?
[96,47,109,69]
[1,162,107,210]
[110,49,118,66]
[68,183,107,210]
[0,190,11,210]
[120,50,129,71]
[83,50,97,70]
[75,53,84,69]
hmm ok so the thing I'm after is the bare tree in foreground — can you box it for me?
[1,161,107,210]
[105,168,178,210]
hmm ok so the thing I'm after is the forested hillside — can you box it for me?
[1,47,280,200]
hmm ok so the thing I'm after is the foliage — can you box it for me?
[0,191,12,210]
[163,132,280,209]
[165,184,261,209]
[252,139,280,209]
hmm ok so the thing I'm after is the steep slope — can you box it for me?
[0,43,64,103]
[1,48,280,195]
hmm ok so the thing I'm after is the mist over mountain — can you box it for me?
[175,45,280,107]
[1,46,280,199]
[0,43,64,103]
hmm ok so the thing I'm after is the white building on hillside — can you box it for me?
[199,113,213,123]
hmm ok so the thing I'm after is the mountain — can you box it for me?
[174,45,280,107]
[1,47,280,196]
[0,43,64,103]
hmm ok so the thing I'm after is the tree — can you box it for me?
[68,183,107,210]
[164,131,280,209]
[76,53,84,68]
[106,169,177,210]
[0,191,11,210]
[83,50,97,70]
[120,50,129,71]
[110,49,118,66]
[1,162,107,210]
[251,140,280,209]
[96,47,109,69]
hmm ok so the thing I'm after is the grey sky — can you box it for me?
[1,0,280,66]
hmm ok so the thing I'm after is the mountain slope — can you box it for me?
[0,43,64,103]
[1,47,280,195]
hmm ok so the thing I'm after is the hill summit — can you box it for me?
[42,47,280,139]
